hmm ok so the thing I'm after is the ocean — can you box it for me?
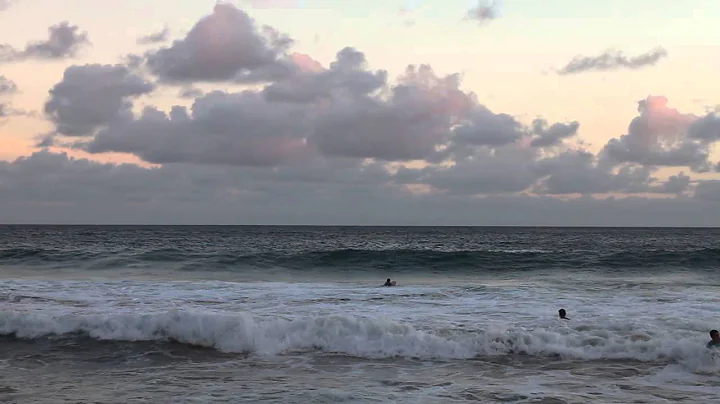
[0,225,719,403]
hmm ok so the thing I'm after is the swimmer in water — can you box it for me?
[707,330,719,349]
[384,278,393,287]
[558,309,569,320]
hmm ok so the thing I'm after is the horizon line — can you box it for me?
[0,224,718,228]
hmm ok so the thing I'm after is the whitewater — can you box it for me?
[1,226,719,403]
[1,274,719,403]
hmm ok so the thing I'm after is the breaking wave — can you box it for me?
[1,310,717,371]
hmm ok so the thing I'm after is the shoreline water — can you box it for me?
[1,226,718,403]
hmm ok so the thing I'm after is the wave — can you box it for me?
[1,310,717,371]
[2,247,720,272]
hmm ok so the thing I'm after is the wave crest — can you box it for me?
[1,310,717,370]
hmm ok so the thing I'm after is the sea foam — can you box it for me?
[1,310,717,371]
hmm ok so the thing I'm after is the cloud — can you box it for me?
[38,28,710,207]
[0,0,15,11]
[0,76,19,119]
[599,96,715,172]
[139,4,295,83]
[0,22,90,63]
[529,118,580,148]
[532,151,658,195]
[694,180,720,202]
[0,75,17,95]
[466,1,499,23]
[137,27,170,45]
[263,48,386,103]
[178,87,204,99]
[2,3,720,225]
[687,111,720,141]
[48,49,578,168]
[43,64,155,137]
[2,150,720,225]
[85,91,316,167]
[558,47,667,75]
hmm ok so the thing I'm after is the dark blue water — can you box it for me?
[1,226,719,275]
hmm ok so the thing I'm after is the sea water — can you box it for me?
[0,226,718,403]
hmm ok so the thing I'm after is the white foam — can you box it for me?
[0,309,718,372]
[1,277,718,374]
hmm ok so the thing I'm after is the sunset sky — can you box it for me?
[0,0,719,225]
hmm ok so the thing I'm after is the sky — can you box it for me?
[0,0,719,225]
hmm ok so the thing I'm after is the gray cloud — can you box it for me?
[0,0,15,11]
[0,104,30,118]
[558,47,667,75]
[1,150,720,225]
[693,180,720,202]
[529,118,580,148]
[43,64,155,137]
[466,2,498,22]
[599,96,715,172]
[0,75,17,95]
[140,4,295,83]
[85,91,315,167]
[687,112,720,141]
[652,172,691,195]
[137,27,170,45]
[531,151,655,195]
[0,77,26,119]
[38,39,710,207]
[0,22,90,63]
[178,87,204,99]
[48,53,577,167]
[263,47,387,103]
[1,4,719,225]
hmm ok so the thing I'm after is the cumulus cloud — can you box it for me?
[35,6,707,208]
[139,4,295,83]
[600,96,716,172]
[0,75,17,95]
[137,27,170,45]
[2,3,719,225]
[532,151,657,195]
[558,47,668,75]
[0,22,90,63]
[43,64,155,137]
[529,118,580,148]
[263,48,387,103]
[687,112,720,141]
[85,91,315,166]
[48,47,580,169]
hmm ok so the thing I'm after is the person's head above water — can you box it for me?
[558,309,568,319]
[707,330,719,348]
[387,278,391,283]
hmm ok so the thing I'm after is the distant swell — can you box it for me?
[1,310,718,371]
[2,246,720,273]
